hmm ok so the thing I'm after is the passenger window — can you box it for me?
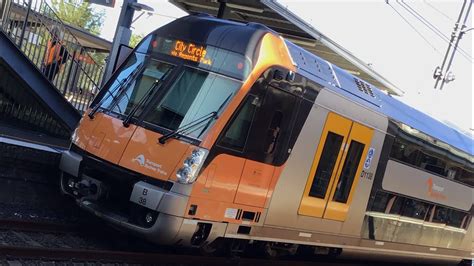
[333,140,365,203]
[309,132,344,198]
[388,121,474,187]
[389,196,403,215]
[391,198,430,220]
[446,209,467,228]
[370,191,392,213]
[218,95,258,152]
[431,206,448,223]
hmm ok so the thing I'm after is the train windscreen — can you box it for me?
[96,34,246,141]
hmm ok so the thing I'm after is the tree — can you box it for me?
[129,33,144,48]
[50,0,105,35]
[49,0,106,90]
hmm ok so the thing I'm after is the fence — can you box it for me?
[0,0,104,112]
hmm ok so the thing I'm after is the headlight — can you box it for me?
[176,148,208,184]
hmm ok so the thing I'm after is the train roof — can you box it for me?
[153,14,472,156]
[285,41,473,156]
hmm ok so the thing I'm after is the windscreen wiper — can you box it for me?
[158,111,218,144]
[196,92,233,139]
[88,63,144,119]
[158,92,233,144]
[122,68,172,127]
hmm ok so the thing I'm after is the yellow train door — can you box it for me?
[298,112,374,221]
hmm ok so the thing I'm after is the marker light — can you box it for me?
[176,148,208,184]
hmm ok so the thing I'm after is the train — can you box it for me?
[58,14,473,264]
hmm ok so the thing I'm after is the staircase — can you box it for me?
[0,0,106,146]
[1,0,104,111]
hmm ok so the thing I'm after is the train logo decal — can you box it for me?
[363,148,375,169]
[427,177,447,200]
[132,154,168,176]
[132,154,146,166]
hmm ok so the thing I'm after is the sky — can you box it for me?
[94,0,473,135]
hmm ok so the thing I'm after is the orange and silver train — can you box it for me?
[59,14,473,264]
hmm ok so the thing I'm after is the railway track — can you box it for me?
[0,245,376,266]
[0,219,78,233]
[0,219,408,266]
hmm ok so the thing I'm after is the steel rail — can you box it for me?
[0,245,361,266]
[0,219,79,233]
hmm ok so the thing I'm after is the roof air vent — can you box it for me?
[354,78,375,98]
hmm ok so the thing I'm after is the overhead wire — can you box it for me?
[386,1,442,55]
[398,0,473,63]
[423,0,455,23]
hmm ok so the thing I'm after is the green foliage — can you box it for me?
[50,0,105,35]
[129,33,144,48]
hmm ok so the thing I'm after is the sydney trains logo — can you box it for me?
[132,154,167,176]
[132,154,146,166]
[426,177,447,200]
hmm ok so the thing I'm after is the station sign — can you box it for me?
[86,0,116,8]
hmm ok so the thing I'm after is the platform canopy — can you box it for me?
[170,0,404,95]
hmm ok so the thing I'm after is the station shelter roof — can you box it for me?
[169,0,404,96]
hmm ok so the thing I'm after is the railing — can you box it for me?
[0,0,104,112]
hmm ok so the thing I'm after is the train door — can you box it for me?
[298,112,374,221]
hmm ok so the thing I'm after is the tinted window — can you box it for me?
[390,197,429,220]
[218,95,257,152]
[370,191,392,213]
[446,209,467,228]
[333,140,365,203]
[309,132,344,198]
[389,122,474,187]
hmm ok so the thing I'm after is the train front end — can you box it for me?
[58,15,294,245]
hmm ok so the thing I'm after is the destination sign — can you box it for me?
[151,37,251,80]
[158,39,212,66]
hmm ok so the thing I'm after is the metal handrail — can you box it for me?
[0,0,105,112]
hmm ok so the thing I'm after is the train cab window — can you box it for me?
[333,140,365,203]
[97,52,148,110]
[110,60,174,116]
[218,95,258,152]
[144,67,241,139]
[309,132,344,198]
[218,70,317,166]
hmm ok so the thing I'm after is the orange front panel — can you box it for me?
[234,160,275,207]
[119,127,191,181]
[192,154,246,203]
[85,113,137,164]
[72,110,101,150]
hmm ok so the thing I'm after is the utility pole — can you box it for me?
[102,0,136,85]
[433,0,472,90]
